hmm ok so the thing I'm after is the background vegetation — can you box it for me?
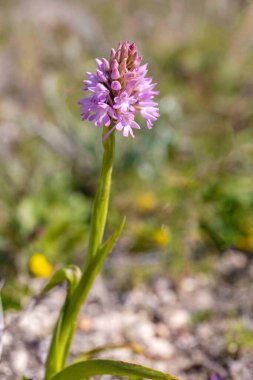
[0,0,253,310]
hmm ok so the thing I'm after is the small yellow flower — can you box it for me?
[137,192,157,213]
[153,226,171,247]
[238,227,253,251]
[30,253,53,278]
[238,225,253,251]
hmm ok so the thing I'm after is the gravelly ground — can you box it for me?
[1,250,253,380]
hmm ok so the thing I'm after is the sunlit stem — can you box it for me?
[86,126,115,265]
[45,126,115,379]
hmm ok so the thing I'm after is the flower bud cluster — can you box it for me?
[79,41,159,138]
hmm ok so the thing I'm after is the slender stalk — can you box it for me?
[45,128,115,379]
[86,127,115,265]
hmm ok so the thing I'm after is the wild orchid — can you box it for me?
[40,41,179,380]
[79,41,159,139]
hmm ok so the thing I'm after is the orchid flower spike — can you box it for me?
[79,41,159,139]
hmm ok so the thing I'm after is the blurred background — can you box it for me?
[1,0,253,308]
[0,0,253,380]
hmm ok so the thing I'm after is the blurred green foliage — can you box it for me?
[0,0,253,308]
[226,321,253,354]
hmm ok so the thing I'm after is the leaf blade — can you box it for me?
[72,342,145,363]
[42,265,82,296]
[51,359,180,380]
[98,216,126,261]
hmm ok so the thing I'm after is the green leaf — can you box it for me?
[98,216,126,262]
[42,265,82,297]
[51,359,180,380]
[72,342,145,363]
[44,217,126,377]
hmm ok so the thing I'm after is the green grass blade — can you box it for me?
[51,359,180,380]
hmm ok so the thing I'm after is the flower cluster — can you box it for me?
[79,41,159,138]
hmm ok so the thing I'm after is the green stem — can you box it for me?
[45,128,115,379]
[86,128,115,265]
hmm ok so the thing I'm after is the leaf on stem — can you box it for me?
[51,359,180,380]
[72,342,145,363]
[42,265,82,297]
[98,216,126,261]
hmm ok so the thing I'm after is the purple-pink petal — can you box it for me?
[79,41,159,138]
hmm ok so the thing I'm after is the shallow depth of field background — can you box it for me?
[0,0,253,317]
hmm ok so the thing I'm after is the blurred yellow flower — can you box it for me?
[153,226,171,247]
[238,227,253,251]
[137,192,157,213]
[30,253,53,278]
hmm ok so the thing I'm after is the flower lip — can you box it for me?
[79,41,159,138]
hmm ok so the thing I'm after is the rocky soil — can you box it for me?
[1,250,253,380]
